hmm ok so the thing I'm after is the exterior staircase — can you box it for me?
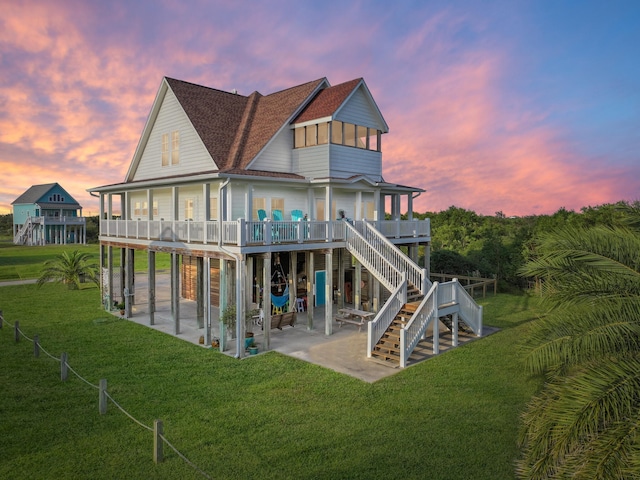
[344,220,483,368]
[14,216,34,245]
[370,302,419,364]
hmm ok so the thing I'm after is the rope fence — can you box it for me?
[0,310,212,479]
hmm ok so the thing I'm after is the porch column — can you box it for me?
[305,251,314,330]
[202,184,209,244]
[338,249,345,309]
[172,187,179,238]
[407,193,414,220]
[373,190,381,230]
[99,244,106,308]
[372,276,380,313]
[289,252,296,313]
[219,260,228,352]
[106,246,113,309]
[424,242,431,276]
[196,257,204,329]
[325,186,333,241]
[125,248,134,318]
[263,253,272,350]
[171,252,180,335]
[355,191,362,221]
[204,256,211,345]
[235,255,246,359]
[119,248,126,304]
[148,250,155,325]
[147,189,154,241]
[354,260,362,310]
[325,249,333,336]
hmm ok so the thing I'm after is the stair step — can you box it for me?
[371,349,400,363]
[369,355,400,368]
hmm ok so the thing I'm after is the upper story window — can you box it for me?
[294,122,329,148]
[295,121,380,151]
[171,131,180,165]
[162,131,180,166]
[48,194,64,202]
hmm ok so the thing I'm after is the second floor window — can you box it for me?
[171,131,180,165]
[162,131,180,166]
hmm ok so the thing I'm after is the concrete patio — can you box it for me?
[114,273,491,383]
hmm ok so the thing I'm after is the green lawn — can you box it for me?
[0,280,543,479]
[0,242,171,280]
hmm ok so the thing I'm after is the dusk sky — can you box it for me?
[1,0,638,217]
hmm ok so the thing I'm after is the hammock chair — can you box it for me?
[271,262,289,314]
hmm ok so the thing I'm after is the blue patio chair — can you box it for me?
[271,210,284,242]
[258,209,267,221]
[272,209,283,221]
[291,209,303,222]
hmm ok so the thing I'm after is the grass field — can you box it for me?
[0,273,544,479]
[0,241,170,280]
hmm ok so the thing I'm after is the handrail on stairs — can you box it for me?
[367,275,406,357]
[354,220,429,294]
[400,281,439,367]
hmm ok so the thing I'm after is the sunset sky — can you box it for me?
[1,0,638,217]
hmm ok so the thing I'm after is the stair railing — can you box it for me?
[400,281,439,367]
[367,275,406,356]
[344,221,404,293]
[451,278,483,336]
[352,220,429,294]
[14,215,32,245]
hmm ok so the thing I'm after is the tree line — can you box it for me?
[411,201,639,291]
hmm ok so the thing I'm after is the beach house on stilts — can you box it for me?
[89,76,482,366]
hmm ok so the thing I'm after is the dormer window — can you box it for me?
[294,122,329,148]
[295,121,380,151]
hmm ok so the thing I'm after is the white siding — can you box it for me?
[250,128,293,172]
[335,87,384,130]
[329,144,382,181]
[293,144,330,179]
[249,184,311,220]
[153,188,173,221]
[132,89,216,181]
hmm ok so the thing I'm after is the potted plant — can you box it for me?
[221,305,260,340]
[115,301,125,316]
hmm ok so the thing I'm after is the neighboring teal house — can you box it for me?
[12,183,86,245]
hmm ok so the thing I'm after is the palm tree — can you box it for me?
[37,250,99,290]
[517,205,640,479]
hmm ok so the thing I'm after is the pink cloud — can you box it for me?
[0,1,637,219]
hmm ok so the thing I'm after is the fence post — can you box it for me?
[61,352,68,381]
[14,321,19,342]
[154,420,164,463]
[99,379,107,414]
[34,335,40,358]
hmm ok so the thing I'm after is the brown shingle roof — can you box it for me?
[166,77,325,171]
[292,78,362,124]
[165,78,248,169]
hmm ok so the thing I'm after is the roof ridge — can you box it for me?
[165,76,247,98]
[227,91,262,169]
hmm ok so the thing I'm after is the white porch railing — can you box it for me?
[400,281,439,367]
[99,217,403,246]
[377,218,430,239]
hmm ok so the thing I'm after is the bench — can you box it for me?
[334,313,367,332]
[270,311,296,330]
